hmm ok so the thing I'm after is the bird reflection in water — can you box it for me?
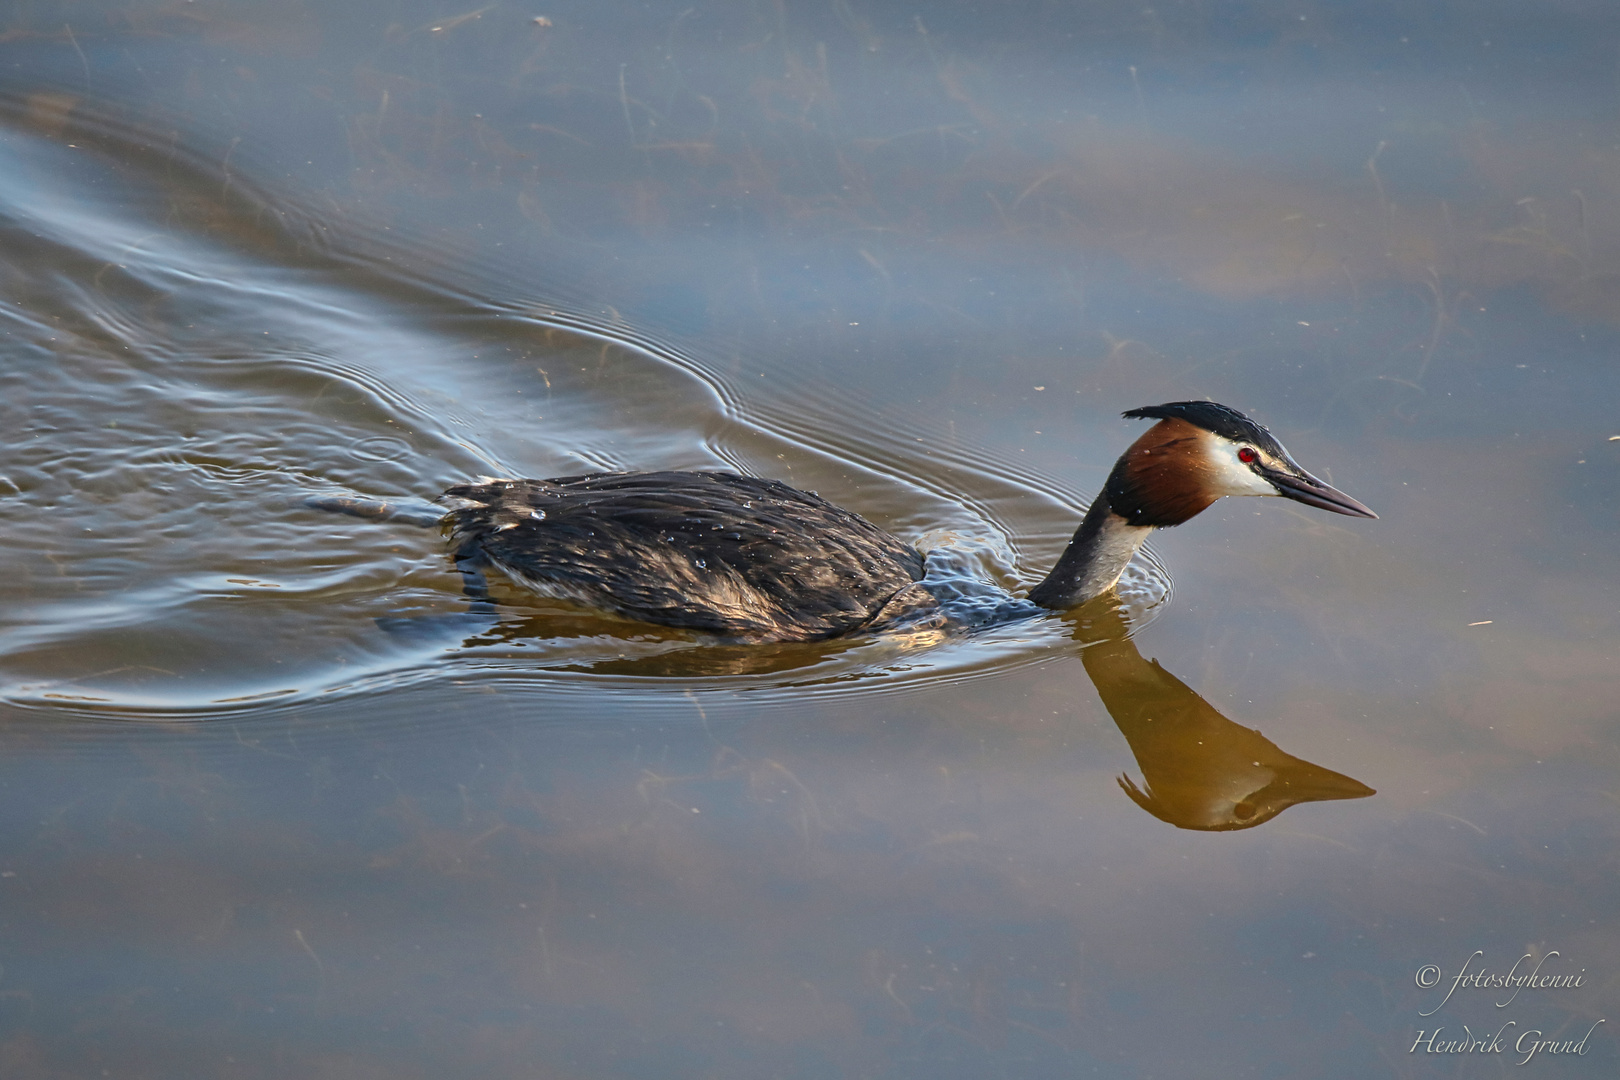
[1070,601,1374,831]
[375,508,1374,830]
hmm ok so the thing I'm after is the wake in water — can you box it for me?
[0,93,1174,719]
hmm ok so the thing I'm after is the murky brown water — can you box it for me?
[0,2,1617,1077]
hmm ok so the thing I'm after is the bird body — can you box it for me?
[438,401,1376,641]
[441,471,938,641]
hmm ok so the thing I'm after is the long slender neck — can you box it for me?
[1026,487,1154,610]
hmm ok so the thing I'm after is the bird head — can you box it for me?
[1105,400,1377,527]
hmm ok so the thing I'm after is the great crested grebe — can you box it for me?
[433,401,1376,641]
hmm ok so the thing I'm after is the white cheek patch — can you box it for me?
[1201,432,1280,498]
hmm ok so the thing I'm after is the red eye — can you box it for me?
[1237,447,1258,464]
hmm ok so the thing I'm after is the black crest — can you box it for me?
[1122,401,1289,459]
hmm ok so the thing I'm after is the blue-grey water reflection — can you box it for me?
[0,1,1617,1077]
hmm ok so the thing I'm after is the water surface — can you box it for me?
[0,2,1617,1077]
